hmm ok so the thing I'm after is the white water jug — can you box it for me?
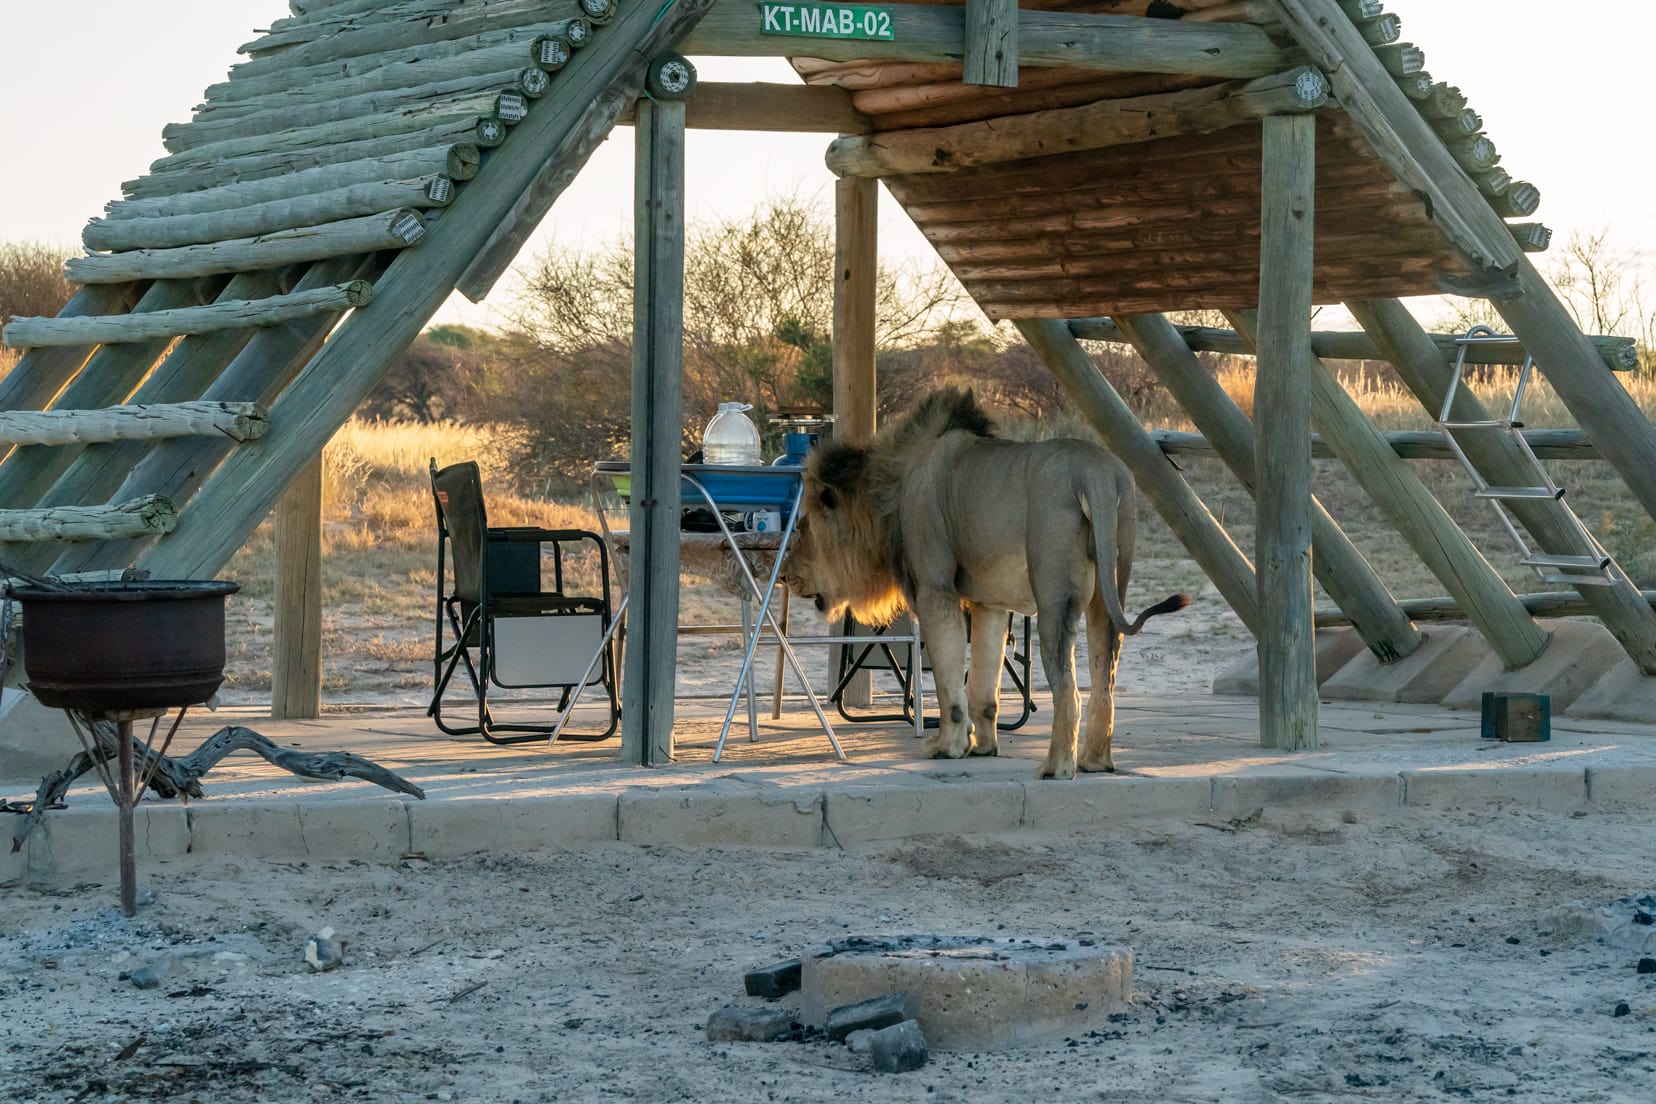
[702,402,761,465]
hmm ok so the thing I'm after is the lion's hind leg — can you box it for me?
[1078,587,1123,773]
[965,603,1007,757]
[1034,597,1082,780]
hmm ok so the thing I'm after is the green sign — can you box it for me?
[758,3,894,41]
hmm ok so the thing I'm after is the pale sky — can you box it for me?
[2,1,1651,331]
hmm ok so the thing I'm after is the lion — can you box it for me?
[785,388,1189,780]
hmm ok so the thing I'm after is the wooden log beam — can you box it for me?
[132,0,715,582]
[125,134,483,202]
[1265,0,1520,275]
[1151,428,1599,461]
[165,69,542,153]
[88,182,450,252]
[4,282,373,347]
[148,93,516,176]
[1253,114,1318,749]
[826,67,1329,177]
[682,4,1297,78]
[51,257,375,576]
[964,0,1019,88]
[65,213,423,285]
[109,148,474,221]
[272,457,324,719]
[1316,591,1656,628]
[616,83,872,133]
[1227,308,1551,671]
[1118,312,1420,664]
[1348,297,1656,676]
[622,97,687,768]
[0,402,267,447]
[206,21,584,106]
[1014,318,1261,634]
[1069,316,1639,371]
[0,496,176,542]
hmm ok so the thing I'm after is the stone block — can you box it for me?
[1565,658,1656,722]
[1320,626,1490,704]
[744,958,803,998]
[186,800,412,861]
[706,1004,795,1042]
[1444,620,1625,711]
[1212,628,1369,696]
[869,1020,928,1073]
[619,783,824,847]
[1587,765,1656,807]
[408,793,618,856]
[1020,775,1212,830]
[822,781,1022,846]
[1210,771,1402,820]
[25,802,191,882]
[824,992,918,1042]
[1402,767,1587,812]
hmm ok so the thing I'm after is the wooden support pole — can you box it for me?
[126,140,480,203]
[1014,318,1261,634]
[1116,312,1420,664]
[132,0,714,588]
[1318,591,1656,628]
[4,283,373,348]
[964,0,1019,88]
[50,257,372,576]
[833,174,879,707]
[621,98,686,768]
[272,456,324,719]
[1253,114,1318,751]
[826,67,1327,178]
[1231,303,1553,671]
[1069,316,1639,372]
[1348,297,1656,675]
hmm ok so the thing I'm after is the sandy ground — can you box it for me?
[5,806,1656,1102]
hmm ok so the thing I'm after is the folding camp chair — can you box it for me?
[832,612,1036,731]
[428,459,620,744]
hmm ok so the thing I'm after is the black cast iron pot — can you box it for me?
[12,580,240,712]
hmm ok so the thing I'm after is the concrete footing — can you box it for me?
[0,689,82,786]
[1319,626,1492,703]
[1212,629,1368,696]
[1442,621,1626,711]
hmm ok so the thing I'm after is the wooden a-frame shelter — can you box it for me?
[6,0,1656,761]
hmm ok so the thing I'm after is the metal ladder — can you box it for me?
[1436,325,1617,587]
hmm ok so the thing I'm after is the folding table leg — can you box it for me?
[740,596,759,742]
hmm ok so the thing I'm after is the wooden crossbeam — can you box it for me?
[615,83,871,134]
[827,67,1329,178]
[1151,428,1599,461]
[681,4,1295,78]
[4,283,373,347]
[1317,592,1656,627]
[964,0,1019,88]
[0,402,267,447]
[0,496,176,542]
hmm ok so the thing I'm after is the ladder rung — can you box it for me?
[1454,334,1523,346]
[1439,420,1512,429]
[1475,486,1565,500]
[1522,553,1612,570]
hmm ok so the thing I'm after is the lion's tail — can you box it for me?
[1084,474,1192,637]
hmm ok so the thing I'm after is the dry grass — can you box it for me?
[214,365,1656,707]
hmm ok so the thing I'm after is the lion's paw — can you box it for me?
[1077,756,1116,773]
[1035,758,1077,781]
[967,742,999,758]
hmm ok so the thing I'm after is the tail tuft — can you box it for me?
[1126,592,1192,634]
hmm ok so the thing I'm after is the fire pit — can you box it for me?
[9,579,238,917]
[800,935,1133,1050]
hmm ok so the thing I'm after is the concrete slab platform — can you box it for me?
[1320,626,1492,703]
[1,689,1653,882]
[1443,620,1626,711]
[1210,628,1369,696]
[1566,657,1656,722]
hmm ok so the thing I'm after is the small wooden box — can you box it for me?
[1480,691,1551,742]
